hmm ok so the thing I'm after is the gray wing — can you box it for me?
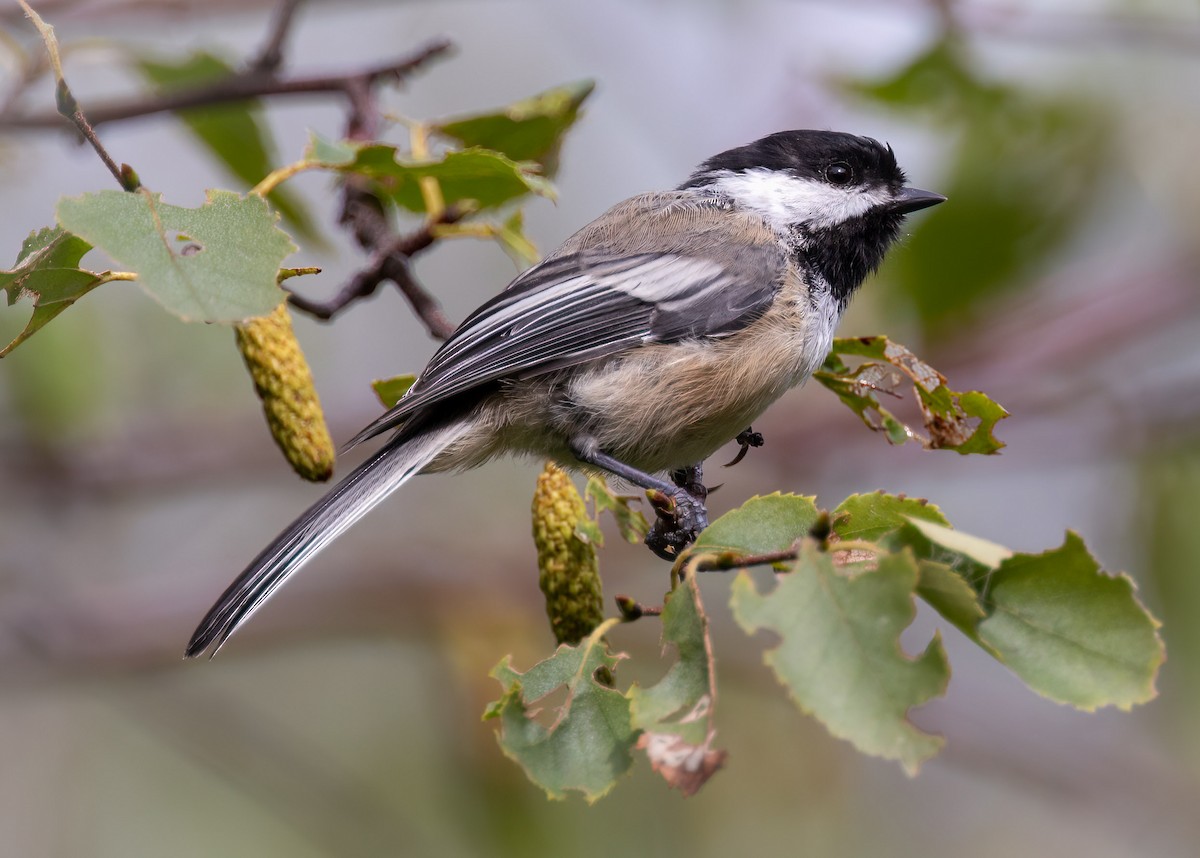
[346,214,786,448]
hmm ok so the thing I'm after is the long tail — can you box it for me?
[185,419,471,658]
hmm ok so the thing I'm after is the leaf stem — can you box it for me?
[250,159,322,197]
[408,122,446,218]
[689,539,888,574]
[15,0,138,191]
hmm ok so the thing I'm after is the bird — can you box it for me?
[185,129,945,657]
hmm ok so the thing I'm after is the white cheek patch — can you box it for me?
[710,168,892,232]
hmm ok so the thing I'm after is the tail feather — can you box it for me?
[185,421,469,658]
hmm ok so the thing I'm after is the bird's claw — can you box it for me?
[645,487,709,561]
[725,427,765,468]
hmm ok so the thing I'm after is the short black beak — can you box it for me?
[890,186,946,215]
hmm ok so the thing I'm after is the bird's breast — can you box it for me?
[566,272,839,473]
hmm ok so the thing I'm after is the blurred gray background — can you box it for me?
[2,1,1199,855]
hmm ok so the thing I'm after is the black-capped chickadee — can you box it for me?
[186,130,944,657]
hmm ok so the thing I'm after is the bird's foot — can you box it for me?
[725,427,765,468]
[645,486,709,561]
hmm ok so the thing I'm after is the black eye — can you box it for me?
[825,162,854,186]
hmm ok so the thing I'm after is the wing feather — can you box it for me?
[346,203,787,449]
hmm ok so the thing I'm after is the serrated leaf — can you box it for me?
[371,374,417,409]
[915,560,988,645]
[977,532,1164,711]
[135,53,316,240]
[813,362,914,445]
[815,335,1007,454]
[731,547,948,773]
[889,519,1162,707]
[832,492,948,543]
[303,135,554,214]
[303,132,358,166]
[881,518,1003,639]
[1,226,104,357]
[692,493,821,555]
[585,476,648,544]
[485,619,635,802]
[435,80,595,174]
[628,574,726,796]
[56,189,293,322]
[898,517,1012,572]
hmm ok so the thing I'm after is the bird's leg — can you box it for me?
[569,442,708,561]
[669,463,707,500]
[643,462,711,559]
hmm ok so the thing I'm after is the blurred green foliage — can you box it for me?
[435,80,596,176]
[1,226,103,357]
[136,51,318,240]
[304,135,555,213]
[848,39,1112,337]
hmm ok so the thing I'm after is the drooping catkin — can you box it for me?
[234,303,335,482]
[532,462,603,645]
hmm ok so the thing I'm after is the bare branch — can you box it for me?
[289,204,463,337]
[0,38,453,131]
[384,256,456,340]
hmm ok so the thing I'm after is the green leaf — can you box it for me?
[731,547,949,773]
[814,354,913,446]
[435,80,595,175]
[628,574,726,795]
[692,493,821,555]
[56,189,294,322]
[304,133,358,166]
[1,226,104,357]
[815,335,1007,454]
[135,52,316,240]
[585,477,648,544]
[832,492,948,543]
[889,519,1162,708]
[978,533,1164,711]
[371,374,417,409]
[915,560,988,645]
[881,517,1006,642]
[895,517,1012,573]
[484,619,635,802]
[493,210,541,266]
[303,135,555,214]
[389,148,555,213]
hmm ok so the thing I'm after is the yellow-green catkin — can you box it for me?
[532,462,603,645]
[234,303,335,482]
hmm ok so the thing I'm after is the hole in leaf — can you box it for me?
[523,685,568,730]
[167,231,204,257]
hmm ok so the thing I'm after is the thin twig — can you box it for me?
[614,595,662,621]
[288,206,463,335]
[59,84,133,187]
[384,256,456,340]
[0,38,453,130]
[15,0,137,189]
[250,0,303,74]
[691,548,800,573]
[8,5,462,332]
